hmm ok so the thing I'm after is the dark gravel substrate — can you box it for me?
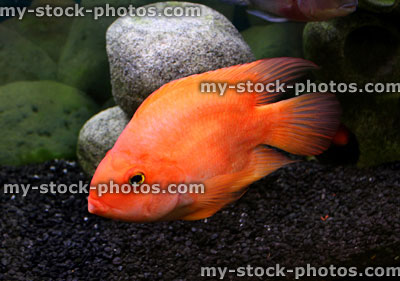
[1,160,399,280]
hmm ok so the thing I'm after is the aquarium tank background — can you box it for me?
[0,0,399,280]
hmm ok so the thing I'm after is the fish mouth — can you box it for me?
[88,197,110,215]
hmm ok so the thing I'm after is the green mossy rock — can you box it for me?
[2,0,75,62]
[57,16,113,104]
[359,0,400,13]
[339,93,400,167]
[303,12,400,85]
[0,25,57,85]
[304,12,400,166]
[0,81,99,166]
[57,0,160,104]
[241,23,305,60]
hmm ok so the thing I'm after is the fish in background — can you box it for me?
[317,124,360,165]
[223,0,358,22]
[88,58,341,222]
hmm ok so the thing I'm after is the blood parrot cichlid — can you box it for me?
[88,58,341,222]
[224,0,358,22]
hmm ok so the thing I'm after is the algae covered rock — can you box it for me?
[57,0,160,104]
[359,0,400,13]
[57,16,113,104]
[2,0,75,62]
[0,25,57,85]
[77,106,130,175]
[106,1,254,116]
[303,12,400,85]
[304,11,400,166]
[340,93,400,167]
[241,23,305,60]
[0,81,98,166]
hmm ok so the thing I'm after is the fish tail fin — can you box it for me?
[261,93,341,156]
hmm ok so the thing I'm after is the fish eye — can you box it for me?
[129,173,145,185]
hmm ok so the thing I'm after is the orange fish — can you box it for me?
[88,58,340,222]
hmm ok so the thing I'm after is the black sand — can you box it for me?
[1,160,399,280]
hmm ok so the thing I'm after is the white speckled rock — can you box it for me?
[106,1,255,116]
[77,106,130,176]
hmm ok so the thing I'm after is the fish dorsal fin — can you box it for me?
[182,146,295,220]
[136,58,318,117]
[236,58,317,105]
[198,57,318,105]
[247,9,289,22]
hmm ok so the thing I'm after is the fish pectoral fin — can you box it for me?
[247,9,289,22]
[182,172,249,221]
[247,145,295,180]
[182,146,294,221]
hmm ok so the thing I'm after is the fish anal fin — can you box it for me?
[182,146,294,220]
